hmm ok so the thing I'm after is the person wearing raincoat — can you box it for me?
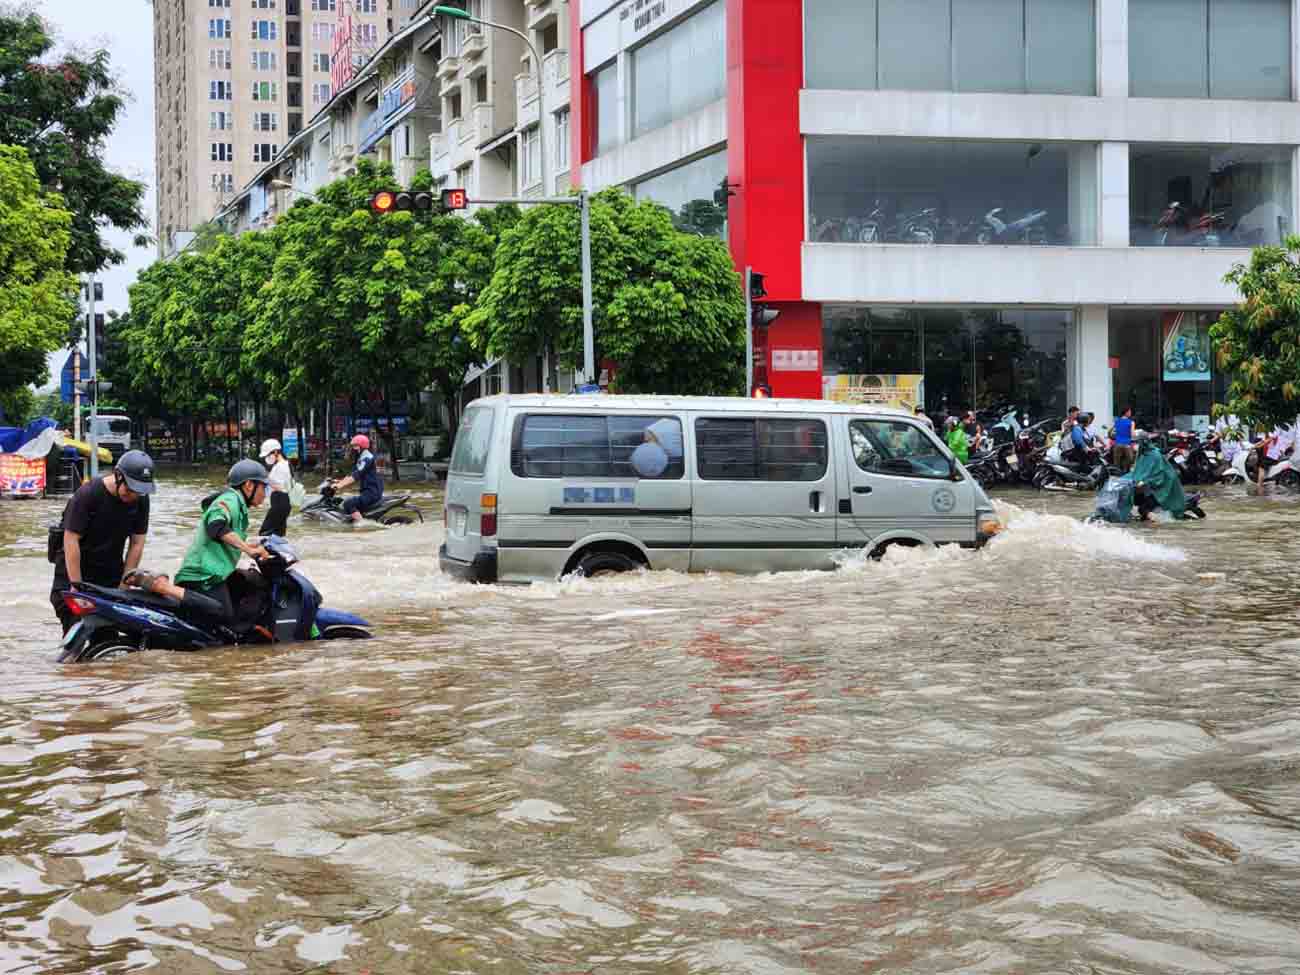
[945,417,969,463]
[1130,434,1188,520]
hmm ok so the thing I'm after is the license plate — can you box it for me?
[60,621,83,647]
[452,508,468,536]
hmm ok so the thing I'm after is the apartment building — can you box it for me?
[572,0,1300,431]
[153,0,404,255]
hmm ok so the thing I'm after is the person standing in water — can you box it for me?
[259,439,293,537]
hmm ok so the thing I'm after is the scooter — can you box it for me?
[55,536,371,663]
[1156,202,1227,247]
[301,484,426,525]
[975,208,1050,245]
[1227,447,1300,488]
[1089,476,1206,523]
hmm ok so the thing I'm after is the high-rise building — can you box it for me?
[152,0,401,256]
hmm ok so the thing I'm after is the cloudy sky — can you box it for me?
[40,0,156,388]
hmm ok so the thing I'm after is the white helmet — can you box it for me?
[259,438,283,461]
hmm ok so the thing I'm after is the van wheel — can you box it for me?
[573,551,641,579]
[869,539,922,561]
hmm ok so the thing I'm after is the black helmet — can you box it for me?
[114,450,157,495]
[227,459,270,489]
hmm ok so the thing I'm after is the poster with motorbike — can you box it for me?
[1161,312,1212,383]
[824,374,925,411]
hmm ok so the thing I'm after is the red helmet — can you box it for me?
[350,434,370,450]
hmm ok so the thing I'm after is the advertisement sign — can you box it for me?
[1161,311,1213,383]
[823,374,925,411]
[0,455,46,497]
[281,427,300,460]
[331,15,354,93]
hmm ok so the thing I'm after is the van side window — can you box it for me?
[450,406,496,475]
[695,417,827,481]
[513,415,684,479]
[849,420,950,479]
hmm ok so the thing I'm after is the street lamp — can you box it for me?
[431,5,547,196]
[269,179,320,203]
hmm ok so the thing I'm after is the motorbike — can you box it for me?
[1227,446,1300,487]
[974,207,1050,245]
[1089,476,1207,523]
[301,484,426,525]
[1036,457,1110,492]
[863,204,940,245]
[55,536,372,663]
[1155,202,1228,247]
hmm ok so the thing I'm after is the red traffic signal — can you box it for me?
[441,188,468,211]
[370,190,396,213]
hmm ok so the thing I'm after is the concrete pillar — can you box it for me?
[1099,142,1130,248]
[1097,0,1128,98]
[1074,305,1114,427]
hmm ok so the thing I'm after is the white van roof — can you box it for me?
[472,394,917,419]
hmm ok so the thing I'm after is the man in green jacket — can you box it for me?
[945,417,969,463]
[130,460,270,625]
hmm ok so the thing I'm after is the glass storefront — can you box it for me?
[808,137,1098,246]
[1110,309,1228,430]
[822,307,1071,419]
[804,0,1096,95]
[633,149,728,238]
[592,63,619,154]
[1130,144,1293,246]
[631,0,725,139]
[1130,0,1291,101]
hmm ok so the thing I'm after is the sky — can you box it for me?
[39,0,156,390]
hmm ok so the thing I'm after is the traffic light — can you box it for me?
[749,271,767,300]
[441,187,468,211]
[713,178,737,208]
[370,190,396,213]
[748,271,780,329]
[413,191,434,211]
[751,383,772,399]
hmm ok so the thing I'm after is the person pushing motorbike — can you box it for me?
[129,461,270,626]
[49,450,157,634]
[328,434,383,524]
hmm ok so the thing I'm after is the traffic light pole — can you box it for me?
[87,276,99,478]
[744,266,753,396]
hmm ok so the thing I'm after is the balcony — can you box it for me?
[469,103,494,145]
[461,29,486,60]
[436,54,460,81]
[445,118,462,148]
[542,48,568,93]
[515,68,539,128]
[439,72,461,99]
[525,0,554,32]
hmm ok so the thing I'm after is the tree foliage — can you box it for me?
[0,8,149,274]
[1211,236,1300,429]
[465,188,745,395]
[0,143,76,401]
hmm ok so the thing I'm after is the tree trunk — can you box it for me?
[253,393,263,447]
[295,408,306,483]
[222,392,234,463]
[382,384,400,482]
[234,391,243,458]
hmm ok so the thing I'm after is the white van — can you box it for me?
[88,414,133,462]
[439,395,1000,583]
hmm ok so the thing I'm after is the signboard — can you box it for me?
[1161,311,1212,383]
[353,415,410,434]
[772,349,820,372]
[331,15,354,93]
[60,351,92,404]
[0,455,46,497]
[358,66,418,154]
[823,374,925,411]
[282,426,300,460]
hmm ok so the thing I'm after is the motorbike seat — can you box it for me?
[78,581,183,612]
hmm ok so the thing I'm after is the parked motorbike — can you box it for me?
[55,536,371,663]
[1227,446,1300,488]
[864,204,940,245]
[301,484,426,525]
[1156,202,1228,247]
[974,208,1050,245]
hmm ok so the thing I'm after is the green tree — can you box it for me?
[1211,236,1300,429]
[466,188,745,395]
[0,9,149,274]
[0,143,76,407]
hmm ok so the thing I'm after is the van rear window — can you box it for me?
[450,406,495,475]
[512,414,684,479]
[695,417,828,481]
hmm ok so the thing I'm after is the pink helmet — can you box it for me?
[350,434,370,450]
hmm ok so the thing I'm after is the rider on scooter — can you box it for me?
[328,434,384,524]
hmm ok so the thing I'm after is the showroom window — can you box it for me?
[632,0,725,138]
[1129,144,1293,246]
[1110,309,1227,429]
[807,136,1098,246]
[805,0,1096,95]
[592,63,620,154]
[633,149,728,238]
[823,307,1071,420]
[1130,0,1291,100]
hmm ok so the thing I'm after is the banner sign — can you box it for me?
[1161,311,1212,383]
[0,455,46,497]
[823,374,925,411]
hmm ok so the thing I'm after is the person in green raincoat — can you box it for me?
[1131,434,1187,519]
[945,417,969,463]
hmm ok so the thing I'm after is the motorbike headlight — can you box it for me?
[977,511,1003,537]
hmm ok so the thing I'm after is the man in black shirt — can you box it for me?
[50,450,157,633]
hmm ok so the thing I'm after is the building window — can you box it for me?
[211,142,234,162]
[254,143,278,162]
[251,50,278,70]
[252,81,279,101]
[695,418,829,482]
[312,22,336,42]
[804,0,1096,96]
[592,63,619,154]
[208,18,231,38]
[359,0,377,11]
[358,23,378,44]
[311,0,335,8]
[1110,310,1228,429]
[209,80,234,100]
[312,82,331,104]
[209,48,232,69]
[822,307,1070,419]
[554,108,569,171]
[455,163,473,196]
[210,110,231,130]
[1129,144,1293,246]
[252,0,276,7]
[209,0,230,6]
[1130,0,1291,100]
[520,126,541,187]
[313,52,330,71]
[806,136,1099,246]
[252,19,278,41]
[632,0,725,139]
[448,90,462,120]
[212,172,235,193]
[633,149,728,238]
[253,112,279,131]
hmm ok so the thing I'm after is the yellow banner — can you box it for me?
[823,374,925,411]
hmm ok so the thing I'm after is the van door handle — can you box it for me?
[809,490,821,512]
[853,486,873,495]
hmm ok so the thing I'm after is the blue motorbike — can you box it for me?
[56,536,371,663]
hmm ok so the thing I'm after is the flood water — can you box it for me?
[3,468,1300,973]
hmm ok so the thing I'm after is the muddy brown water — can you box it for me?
[2,468,1300,973]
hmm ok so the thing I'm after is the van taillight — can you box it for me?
[480,493,497,537]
